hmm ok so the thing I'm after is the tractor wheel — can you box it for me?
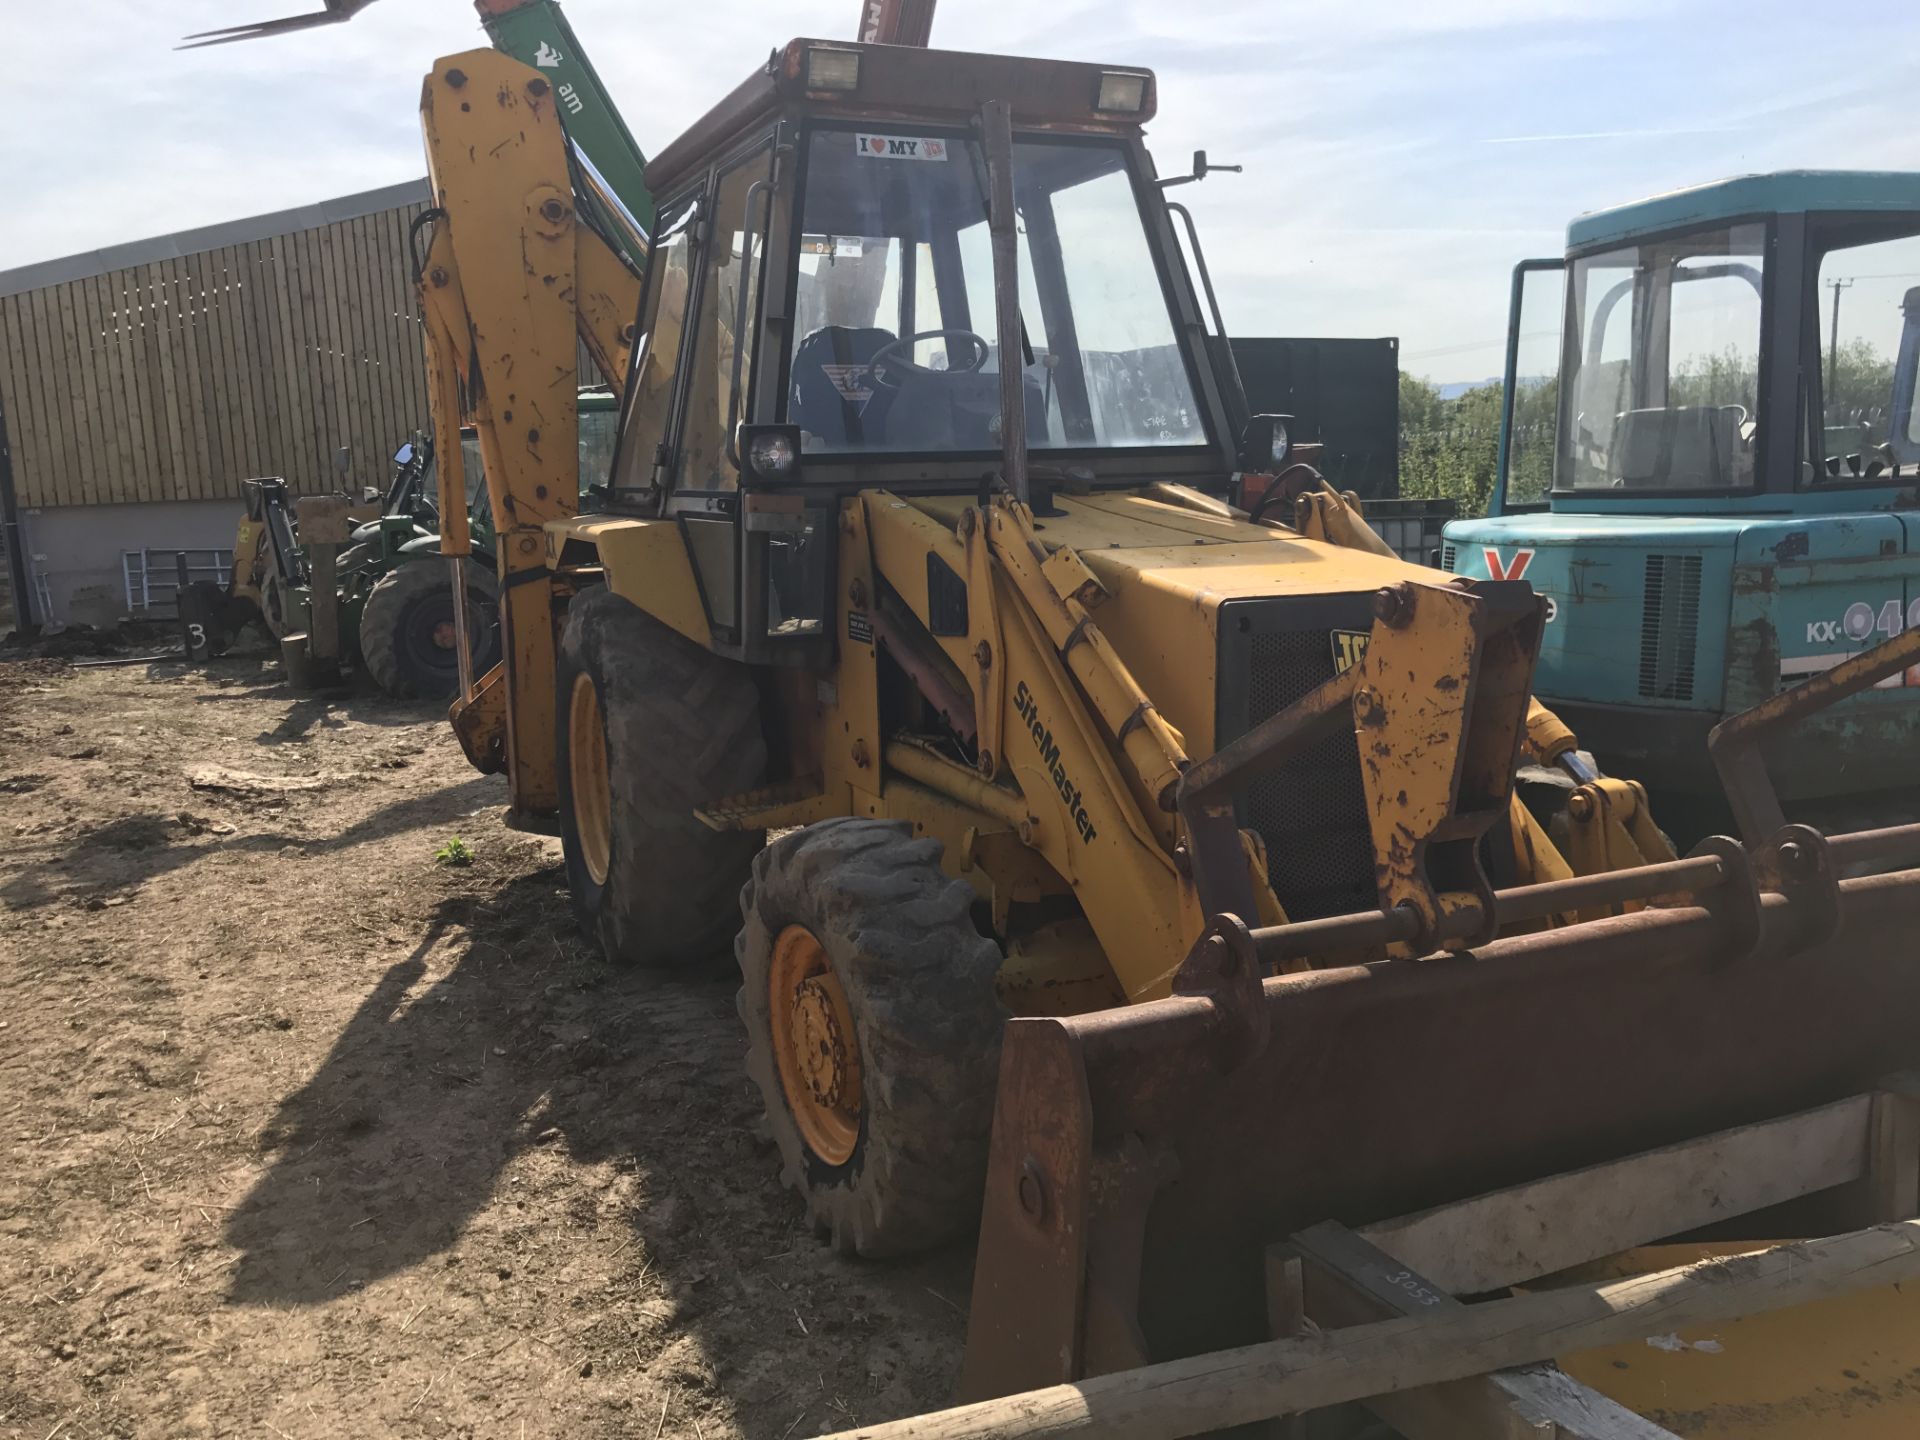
[737,819,1006,1257]
[555,586,766,969]
[359,560,500,700]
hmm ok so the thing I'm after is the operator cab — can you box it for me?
[603,40,1243,662]
[1445,172,1920,813]
[1490,171,1920,512]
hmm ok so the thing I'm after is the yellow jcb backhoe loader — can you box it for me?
[410,37,1920,1435]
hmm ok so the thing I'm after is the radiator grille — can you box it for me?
[1440,543,1457,573]
[1234,624,1377,923]
[1638,554,1703,701]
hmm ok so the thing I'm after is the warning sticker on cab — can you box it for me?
[856,133,948,162]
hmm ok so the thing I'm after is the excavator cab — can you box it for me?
[600,43,1232,665]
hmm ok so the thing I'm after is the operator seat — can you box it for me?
[1613,405,1749,488]
[790,325,896,449]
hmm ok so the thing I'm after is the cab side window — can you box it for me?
[676,152,773,493]
[609,199,700,499]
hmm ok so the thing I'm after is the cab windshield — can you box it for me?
[785,128,1207,456]
[1557,222,1765,492]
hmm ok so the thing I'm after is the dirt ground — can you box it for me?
[0,651,967,1439]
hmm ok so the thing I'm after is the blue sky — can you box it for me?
[2,0,1912,384]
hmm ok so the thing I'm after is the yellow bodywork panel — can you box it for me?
[549,514,711,650]
[1559,1244,1920,1436]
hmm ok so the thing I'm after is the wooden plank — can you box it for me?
[822,1220,1920,1440]
[1359,1094,1874,1296]
[80,277,128,506]
[390,204,429,409]
[164,256,216,502]
[342,215,382,482]
[0,298,44,508]
[262,234,310,494]
[25,285,76,505]
[72,276,123,503]
[126,266,168,503]
[106,269,143,504]
[1292,1224,1680,1440]
[195,248,238,486]
[52,280,101,504]
[239,242,287,482]
[134,264,177,503]
[181,251,229,497]
[1867,1080,1920,1222]
[246,241,288,479]
[289,225,331,494]
[368,209,415,447]
[144,263,190,501]
[335,214,374,485]
[50,280,100,506]
[312,218,351,491]
[219,245,263,481]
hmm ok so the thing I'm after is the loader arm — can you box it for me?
[414,48,641,815]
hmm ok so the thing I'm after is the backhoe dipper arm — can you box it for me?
[415,48,640,816]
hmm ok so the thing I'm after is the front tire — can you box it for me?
[359,560,500,700]
[737,820,1006,1257]
[556,586,766,969]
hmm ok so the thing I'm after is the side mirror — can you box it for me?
[1159,148,1245,189]
[333,446,352,477]
[1237,413,1294,473]
[393,443,415,466]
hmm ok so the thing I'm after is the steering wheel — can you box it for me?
[867,329,991,389]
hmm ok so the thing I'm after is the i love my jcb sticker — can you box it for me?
[855,133,949,162]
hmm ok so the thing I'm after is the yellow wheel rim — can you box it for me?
[769,924,862,1167]
[568,672,612,887]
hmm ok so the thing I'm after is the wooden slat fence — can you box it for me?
[0,202,435,508]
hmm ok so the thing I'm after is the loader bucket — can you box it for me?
[960,624,1920,1403]
[960,849,1920,1399]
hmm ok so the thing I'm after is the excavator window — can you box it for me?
[783,127,1207,457]
[610,197,701,502]
[1557,222,1765,493]
[677,147,775,493]
[1809,224,1920,483]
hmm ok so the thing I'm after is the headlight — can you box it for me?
[1269,418,1290,466]
[739,424,805,484]
[1095,71,1149,114]
[805,46,862,92]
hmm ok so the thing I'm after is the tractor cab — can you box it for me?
[601,40,1243,664]
[1445,172,1920,817]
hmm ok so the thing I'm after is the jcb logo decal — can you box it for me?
[1483,547,1534,582]
[1330,629,1370,675]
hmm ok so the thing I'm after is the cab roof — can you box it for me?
[1567,170,1920,253]
[644,38,1157,194]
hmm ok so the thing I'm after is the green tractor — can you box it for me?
[190,388,620,698]
[346,386,621,697]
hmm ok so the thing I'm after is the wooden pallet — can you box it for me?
[824,1079,1920,1439]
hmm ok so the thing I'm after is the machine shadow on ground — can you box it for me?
[0,774,506,912]
[219,860,975,1431]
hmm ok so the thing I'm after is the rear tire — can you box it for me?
[737,819,1006,1257]
[556,586,766,968]
[359,560,500,700]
